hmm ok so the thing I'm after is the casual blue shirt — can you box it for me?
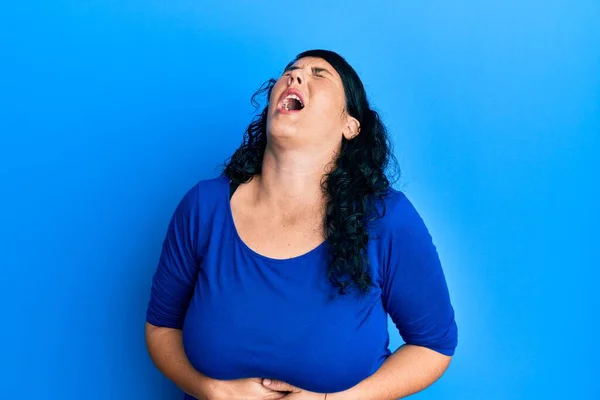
[146,175,458,397]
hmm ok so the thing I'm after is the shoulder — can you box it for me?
[170,174,229,220]
[368,187,439,260]
[178,174,229,206]
[374,188,426,233]
[195,173,230,195]
[164,174,230,252]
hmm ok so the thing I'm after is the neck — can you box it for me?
[255,144,335,211]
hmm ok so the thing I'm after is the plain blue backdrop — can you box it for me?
[1,1,598,399]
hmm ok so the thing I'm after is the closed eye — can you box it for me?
[312,67,329,77]
[282,65,332,78]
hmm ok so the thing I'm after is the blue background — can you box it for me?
[1,1,598,399]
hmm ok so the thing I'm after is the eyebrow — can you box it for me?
[285,65,333,76]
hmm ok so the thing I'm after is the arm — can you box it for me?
[145,323,214,399]
[264,344,450,400]
[145,185,210,398]
[146,185,286,400]
[146,323,287,400]
[346,193,458,399]
[331,344,451,400]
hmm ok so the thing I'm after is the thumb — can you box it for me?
[262,378,299,393]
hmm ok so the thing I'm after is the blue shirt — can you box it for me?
[146,175,458,397]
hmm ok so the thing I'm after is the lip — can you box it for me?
[277,87,306,113]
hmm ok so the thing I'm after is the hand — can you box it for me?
[262,379,327,399]
[204,377,288,400]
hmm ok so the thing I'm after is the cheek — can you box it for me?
[312,95,344,123]
[268,80,285,106]
[312,84,345,116]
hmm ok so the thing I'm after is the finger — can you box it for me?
[265,391,288,400]
[262,378,299,393]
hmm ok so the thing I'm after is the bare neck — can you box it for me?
[253,146,333,213]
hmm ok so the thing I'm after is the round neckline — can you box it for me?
[223,177,328,263]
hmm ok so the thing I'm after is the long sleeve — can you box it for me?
[146,184,201,330]
[381,192,458,356]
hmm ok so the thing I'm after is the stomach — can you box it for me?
[181,282,391,393]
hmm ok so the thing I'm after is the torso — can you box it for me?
[181,175,393,395]
[229,178,327,260]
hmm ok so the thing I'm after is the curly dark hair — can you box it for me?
[222,49,399,295]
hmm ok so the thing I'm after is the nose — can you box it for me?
[287,70,303,86]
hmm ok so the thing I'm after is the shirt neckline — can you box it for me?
[222,176,328,264]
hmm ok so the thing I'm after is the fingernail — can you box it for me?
[264,379,271,386]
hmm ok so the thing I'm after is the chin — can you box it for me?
[266,120,300,140]
[267,127,300,141]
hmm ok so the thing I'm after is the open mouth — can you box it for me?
[281,93,305,111]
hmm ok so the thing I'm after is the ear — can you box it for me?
[343,115,360,140]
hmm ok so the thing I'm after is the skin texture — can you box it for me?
[145,56,452,399]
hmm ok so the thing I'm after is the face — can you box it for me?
[266,57,359,151]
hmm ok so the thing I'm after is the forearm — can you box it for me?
[332,344,452,400]
[145,323,214,400]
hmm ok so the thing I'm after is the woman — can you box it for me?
[145,49,458,400]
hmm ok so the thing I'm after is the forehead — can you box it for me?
[286,57,341,79]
